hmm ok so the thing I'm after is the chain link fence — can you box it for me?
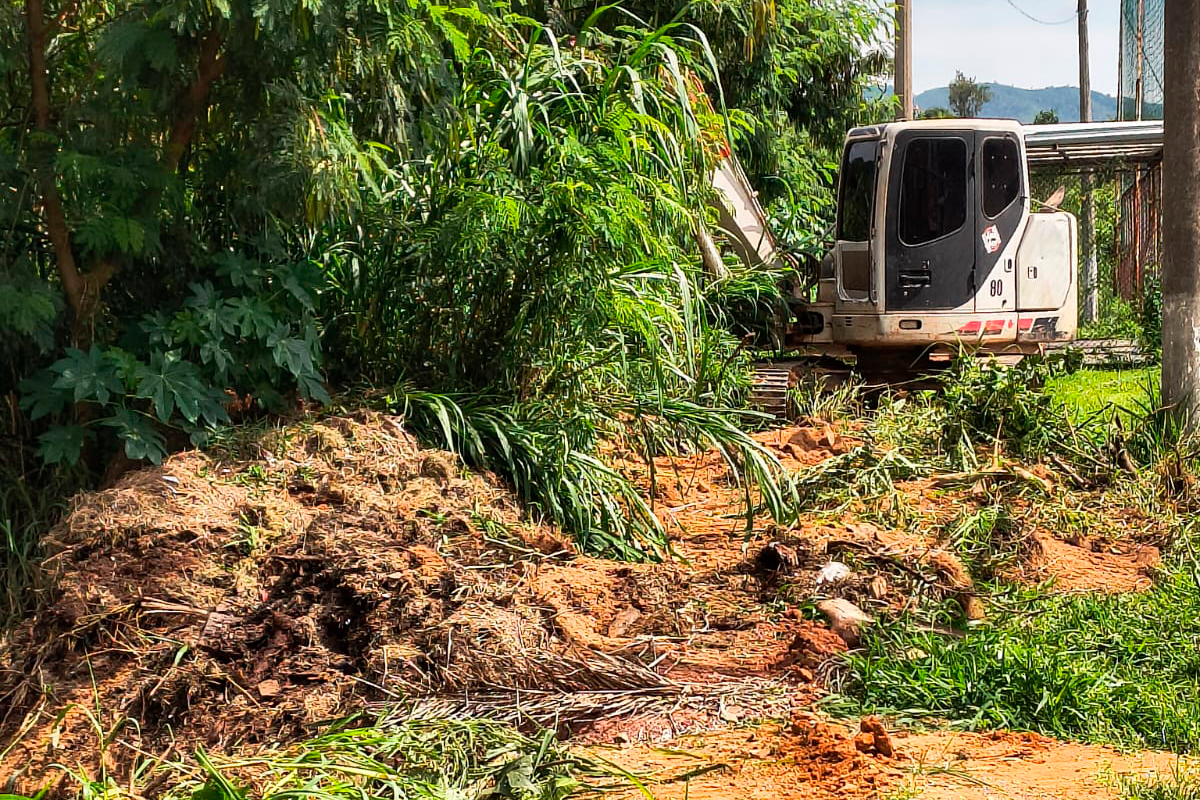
[1118,0,1164,120]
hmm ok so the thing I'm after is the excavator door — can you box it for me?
[883,130,976,312]
[972,131,1025,312]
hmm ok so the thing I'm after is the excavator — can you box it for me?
[710,118,1165,413]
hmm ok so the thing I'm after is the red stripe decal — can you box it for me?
[959,321,981,333]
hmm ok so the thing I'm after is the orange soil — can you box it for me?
[0,414,1177,797]
[597,719,1191,800]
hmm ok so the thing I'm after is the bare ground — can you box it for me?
[0,411,1175,797]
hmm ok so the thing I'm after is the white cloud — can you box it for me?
[911,0,1120,96]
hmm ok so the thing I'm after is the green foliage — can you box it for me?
[1140,275,1164,355]
[1047,367,1158,425]
[936,355,1069,467]
[18,254,326,465]
[1121,772,1200,800]
[833,534,1200,751]
[1,0,890,566]
[11,716,634,800]
[394,388,796,559]
[918,106,952,119]
[947,70,992,118]
[1033,109,1060,125]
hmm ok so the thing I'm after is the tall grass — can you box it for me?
[316,11,799,557]
[395,389,796,559]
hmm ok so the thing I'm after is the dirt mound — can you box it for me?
[0,418,852,793]
[0,413,574,787]
[0,416,1175,795]
[598,715,900,800]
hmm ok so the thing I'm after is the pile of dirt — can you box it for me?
[599,714,902,800]
[0,412,1174,795]
[0,415,849,793]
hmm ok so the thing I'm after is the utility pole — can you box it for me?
[1161,0,1200,423]
[1078,0,1098,323]
[895,0,913,120]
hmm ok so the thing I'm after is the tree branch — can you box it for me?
[25,0,85,319]
[164,31,226,173]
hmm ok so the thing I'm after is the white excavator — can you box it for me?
[710,118,1165,410]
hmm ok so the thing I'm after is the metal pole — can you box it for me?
[895,0,913,120]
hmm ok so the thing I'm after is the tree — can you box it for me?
[1034,109,1060,125]
[919,106,953,119]
[1161,1,1200,423]
[947,71,992,118]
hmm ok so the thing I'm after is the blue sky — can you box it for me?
[912,0,1120,95]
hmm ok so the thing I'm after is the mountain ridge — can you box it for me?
[875,83,1119,123]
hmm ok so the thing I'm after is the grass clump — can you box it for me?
[11,717,635,800]
[833,533,1200,751]
[1121,768,1200,800]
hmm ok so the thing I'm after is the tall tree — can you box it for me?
[1162,0,1200,422]
[947,71,991,118]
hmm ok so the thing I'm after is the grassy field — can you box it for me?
[1047,367,1160,422]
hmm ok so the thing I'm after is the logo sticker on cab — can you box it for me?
[981,224,1002,254]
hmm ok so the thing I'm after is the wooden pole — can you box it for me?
[1161,0,1200,423]
[1078,0,1098,323]
[1136,0,1145,120]
[895,0,913,120]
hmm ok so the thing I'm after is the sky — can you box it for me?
[912,0,1121,96]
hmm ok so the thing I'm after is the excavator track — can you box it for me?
[748,364,793,417]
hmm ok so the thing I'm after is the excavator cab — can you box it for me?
[805,119,1078,362]
[710,118,1078,371]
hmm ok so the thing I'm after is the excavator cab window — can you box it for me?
[981,137,1021,217]
[836,141,877,242]
[898,138,968,246]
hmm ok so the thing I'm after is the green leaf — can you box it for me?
[134,351,209,424]
[50,346,125,405]
[227,296,276,339]
[272,263,317,312]
[296,372,330,405]
[102,409,167,464]
[19,370,70,420]
[270,327,315,378]
[37,425,87,466]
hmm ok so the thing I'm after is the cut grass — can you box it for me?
[4,716,643,800]
[1121,768,1200,800]
[830,533,1200,751]
[1047,367,1159,424]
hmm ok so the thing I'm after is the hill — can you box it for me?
[874,83,1118,123]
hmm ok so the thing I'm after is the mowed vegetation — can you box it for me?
[829,364,1200,754]
[1049,366,1160,422]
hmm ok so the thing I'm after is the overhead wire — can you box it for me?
[1001,0,1078,26]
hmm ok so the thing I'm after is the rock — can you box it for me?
[257,679,281,698]
[816,561,852,586]
[857,715,894,758]
[817,598,873,647]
